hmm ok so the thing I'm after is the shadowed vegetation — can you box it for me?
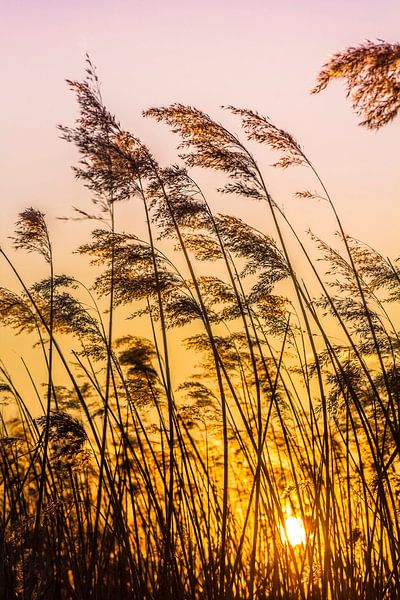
[0,41,399,599]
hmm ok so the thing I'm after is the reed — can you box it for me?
[0,40,399,599]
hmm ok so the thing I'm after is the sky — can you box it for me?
[0,1,398,293]
[1,0,399,262]
[0,0,398,406]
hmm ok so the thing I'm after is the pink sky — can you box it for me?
[0,0,399,265]
[0,0,399,402]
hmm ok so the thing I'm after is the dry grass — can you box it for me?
[0,42,399,599]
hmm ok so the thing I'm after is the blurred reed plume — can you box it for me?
[311,40,400,129]
[0,41,399,599]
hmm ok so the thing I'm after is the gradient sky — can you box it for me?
[0,0,399,406]
[0,0,399,274]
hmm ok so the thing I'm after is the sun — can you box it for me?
[280,515,306,546]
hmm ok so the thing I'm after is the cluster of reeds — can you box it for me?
[0,41,399,599]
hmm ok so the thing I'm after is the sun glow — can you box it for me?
[280,515,306,547]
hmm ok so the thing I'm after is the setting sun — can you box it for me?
[280,515,306,547]
[1,0,399,593]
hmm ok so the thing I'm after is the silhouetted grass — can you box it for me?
[1,41,399,599]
